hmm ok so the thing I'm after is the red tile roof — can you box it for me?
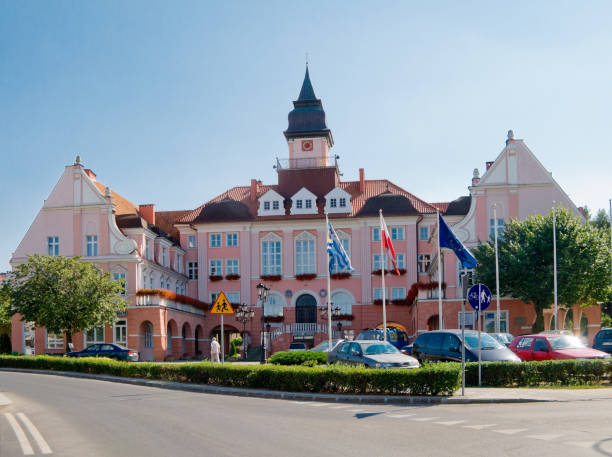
[430,202,450,212]
[177,179,439,224]
[93,181,139,216]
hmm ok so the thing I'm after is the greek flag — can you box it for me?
[327,221,353,274]
[439,213,477,268]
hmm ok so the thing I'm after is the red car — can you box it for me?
[509,334,611,361]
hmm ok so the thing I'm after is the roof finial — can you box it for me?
[74,155,82,166]
[306,51,309,67]
[506,129,514,144]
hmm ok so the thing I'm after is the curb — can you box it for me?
[0,368,552,405]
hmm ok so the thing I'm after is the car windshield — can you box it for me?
[311,340,341,351]
[549,336,586,349]
[463,333,504,350]
[362,342,399,355]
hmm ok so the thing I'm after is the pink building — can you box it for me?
[9,68,600,360]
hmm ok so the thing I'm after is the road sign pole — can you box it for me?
[220,314,224,364]
[461,295,466,396]
[478,284,482,387]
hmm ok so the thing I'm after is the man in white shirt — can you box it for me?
[210,337,220,363]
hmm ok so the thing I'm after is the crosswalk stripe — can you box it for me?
[494,429,527,435]
[388,413,416,418]
[329,405,352,409]
[565,441,595,449]
[4,413,34,455]
[347,409,365,412]
[411,417,439,421]
[526,434,564,441]
[463,424,497,430]
[434,420,465,426]
[17,413,53,454]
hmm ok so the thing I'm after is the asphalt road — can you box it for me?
[1,372,612,457]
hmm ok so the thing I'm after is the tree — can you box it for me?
[592,208,611,233]
[7,255,127,345]
[473,208,611,332]
[0,283,11,335]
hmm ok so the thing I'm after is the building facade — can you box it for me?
[9,68,600,360]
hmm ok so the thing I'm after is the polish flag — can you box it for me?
[380,211,400,275]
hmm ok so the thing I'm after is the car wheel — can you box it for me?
[111,356,120,361]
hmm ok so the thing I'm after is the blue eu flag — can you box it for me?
[439,213,477,268]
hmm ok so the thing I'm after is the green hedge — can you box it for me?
[268,350,327,366]
[463,359,612,387]
[0,355,460,396]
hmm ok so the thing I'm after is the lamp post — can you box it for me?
[256,283,270,364]
[235,303,254,360]
[322,304,342,339]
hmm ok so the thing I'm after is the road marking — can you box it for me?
[307,403,327,407]
[329,405,352,409]
[17,413,53,454]
[526,434,564,441]
[347,409,365,412]
[388,413,416,419]
[434,420,465,426]
[493,429,527,435]
[0,393,11,406]
[463,424,497,430]
[565,441,594,449]
[411,417,439,422]
[4,413,34,455]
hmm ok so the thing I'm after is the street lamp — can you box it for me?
[256,282,270,364]
[331,305,342,338]
[235,303,255,360]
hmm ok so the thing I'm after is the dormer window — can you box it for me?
[264,202,270,210]
[272,201,280,210]
[330,198,337,208]
[339,198,346,208]
[290,187,317,215]
[324,187,352,214]
[258,189,285,216]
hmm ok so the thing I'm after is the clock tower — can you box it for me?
[283,66,334,168]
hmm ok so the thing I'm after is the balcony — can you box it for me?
[275,155,339,171]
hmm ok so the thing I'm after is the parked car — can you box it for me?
[592,328,612,354]
[538,329,573,336]
[412,330,521,363]
[65,343,139,362]
[288,342,307,351]
[490,333,515,347]
[310,339,344,352]
[509,334,611,361]
[355,328,410,350]
[327,340,420,369]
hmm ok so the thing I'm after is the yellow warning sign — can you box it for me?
[210,292,234,314]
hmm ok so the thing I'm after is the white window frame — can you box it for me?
[391,227,404,241]
[295,231,316,275]
[391,287,406,300]
[264,292,285,316]
[226,259,239,275]
[261,233,282,276]
[210,292,219,303]
[419,226,429,241]
[226,292,240,304]
[113,272,127,295]
[48,236,59,256]
[373,254,383,271]
[272,201,280,210]
[373,288,387,301]
[162,247,167,266]
[86,234,98,257]
[210,233,222,248]
[296,199,303,209]
[264,201,270,210]
[305,200,312,209]
[145,239,151,259]
[396,253,405,270]
[458,311,476,330]
[226,232,239,247]
[209,259,223,276]
[144,322,153,348]
[46,331,64,350]
[85,326,105,347]
[490,219,505,240]
[330,198,337,208]
[418,254,431,273]
[114,319,127,346]
[187,261,198,280]
[339,198,346,208]
[187,235,197,249]
[372,228,381,241]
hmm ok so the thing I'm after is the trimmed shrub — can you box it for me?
[463,359,612,387]
[0,355,461,396]
[268,351,327,366]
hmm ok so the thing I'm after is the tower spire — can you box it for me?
[297,66,317,101]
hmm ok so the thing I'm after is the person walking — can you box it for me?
[210,336,221,363]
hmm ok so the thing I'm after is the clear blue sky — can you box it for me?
[2,1,611,271]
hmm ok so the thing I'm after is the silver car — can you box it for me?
[327,340,420,369]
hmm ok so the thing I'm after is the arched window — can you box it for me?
[144,322,153,348]
[332,291,353,315]
[261,233,282,275]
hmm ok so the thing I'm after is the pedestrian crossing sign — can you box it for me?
[210,292,234,314]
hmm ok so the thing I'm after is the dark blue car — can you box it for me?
[355,329,409,350]
[592,328,612,354]
[65,343,139,362]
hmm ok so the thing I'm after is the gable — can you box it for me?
[324,186,352,213]
[257,189,285,216]
[290,187,317,215]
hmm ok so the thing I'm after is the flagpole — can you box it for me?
[325,213,332,350]
[609,199,611,290]
[493,204,500,333]
[553,202,558,331]
[437,210,443,330]
[380,210,387,342]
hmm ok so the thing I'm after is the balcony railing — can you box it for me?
[275,155,339,171]
[135,295,205,316]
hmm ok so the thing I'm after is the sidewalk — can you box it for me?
[1,367,612,405]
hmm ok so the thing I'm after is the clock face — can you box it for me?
[301,140,313,152]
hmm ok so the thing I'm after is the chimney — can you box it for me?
[472,168,480,186]
[139,204,156,226]
[486,161,494,170]
[250,179,257,201]
[359,168,365,192]
[84,169,97,182]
